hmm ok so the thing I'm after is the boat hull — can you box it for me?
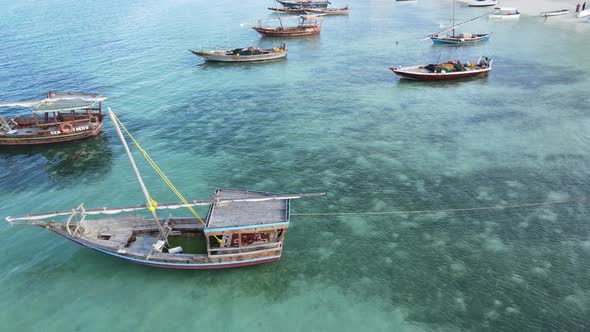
[489,13,520,19]
[541,10,570,17]
[0,122,103,146]
[469,0,497,7]
[253,26,321,37]
[192,50,287,62]
[389,67,491,81]
[431,35,491,45]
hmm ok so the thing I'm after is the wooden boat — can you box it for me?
[276,0,329,8]
[389,56,493,81]
[541,9,570,17]
[190,43,287,62]
[267,6,308,14]
[0,91,106,146]
[430,0,492,45]
[577,9,590,18]
[253,15,322,37]
[305,6,350,15]
[5,109,323,269]
[469,0,498,7]
[489,7,520,19]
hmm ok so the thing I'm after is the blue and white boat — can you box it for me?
[430,0,492,45]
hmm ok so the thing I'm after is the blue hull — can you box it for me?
[432,35,491,45]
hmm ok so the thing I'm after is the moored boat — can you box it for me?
[577,9,590,18]
[276,0,329,8]
[305,6,349,15]
[190,43,287,62]
[253,15,322,37]
[0,91,106,146]
[389,56,493,81]
[267,6,308,14]
[540,9,570,17]
[489,7,520,19]
[469,0,498,7]
[5,109,323,269]
[430,0,492,45]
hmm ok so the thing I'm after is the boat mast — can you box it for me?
[108,109,166,237]
[452,0,456,37]
[274,0,284,28]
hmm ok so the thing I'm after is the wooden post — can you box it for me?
[108,108,165,237]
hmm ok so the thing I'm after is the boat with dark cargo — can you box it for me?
[5,109,323,269]
[190,43,287,62]
[389,56,493,81]
[0,91,106,146]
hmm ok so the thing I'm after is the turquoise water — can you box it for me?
[1,0,590,330]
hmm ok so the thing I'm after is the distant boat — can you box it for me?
[577,9,590,18]
[540,9,570,17]
[389,56,493,81]
[430,0,492,45]
[0,91,107,146]
[5,109,324,269]
[190,43,287,62]
[253,15,322,37]
[305,6,349,15]
[469,0,498,7]
[267,6,308,14]
[276,0,330,8]
[489,7,520,19]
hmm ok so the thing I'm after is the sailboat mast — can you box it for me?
[452,0,456,37]
[274,0,284,28]
[108,108,165,236]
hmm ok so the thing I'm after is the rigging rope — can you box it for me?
[109,112,224,242]
[291,198,586,217]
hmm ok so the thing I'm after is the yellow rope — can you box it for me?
[111,112,223,243]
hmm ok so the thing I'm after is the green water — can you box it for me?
[1,0,590,331]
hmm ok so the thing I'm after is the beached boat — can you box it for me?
[305,6,350,15]
[0,91,106,146]
[430,0,492,45]
[577,9,590,18]
[253,15,322,37]
[489,7,520,19]
[389,56,493,81]
[469,0,498,7]
[5,109,323,269]
[540,9,570,17]
[276,0,329,8]
[190,43,287,62]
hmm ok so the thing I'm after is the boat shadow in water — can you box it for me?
[0,133,113,193]
[195,56,288,69]
[395,74,490,87]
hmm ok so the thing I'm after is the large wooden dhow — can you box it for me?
[0,91,106,146]
[6,109,322,269]
[389,57,493,81]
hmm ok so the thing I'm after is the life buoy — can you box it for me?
[89,116,99,124]
[60,122,74,134]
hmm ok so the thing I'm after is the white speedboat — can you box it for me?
[577,9,590,18]
[469,0,498,7]
[540,9,570,17]
[489,7,520,19]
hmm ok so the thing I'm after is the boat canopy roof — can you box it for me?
[205,189,290,232]
[0,91,107,113]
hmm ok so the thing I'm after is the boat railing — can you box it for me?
[209,242,283,257]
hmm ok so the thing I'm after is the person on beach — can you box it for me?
[577,3,581,12]
[583,2,587,10]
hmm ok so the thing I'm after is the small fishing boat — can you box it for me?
[305,6,350,15]
[389,56,493,81]
[190,43,287,62]
[267,6,308,14]
[5,109,323,269]
[489,7,521,19]
[276,0,329,8]
[469,0,498,7]
[430,0,492,45]
[540,9,570,17]
[577,9,590,18]
[253,15,322,37]
[0,91,106,146]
